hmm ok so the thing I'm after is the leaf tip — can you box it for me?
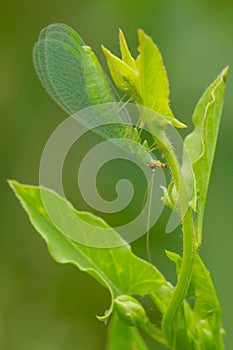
[137,28,145,42]
[137,28,144,36]
[171,119,187,129]
[8,179,20,193]
[101,44,111,56]
[137,29,152,45]
[119,28,126,48]
[7,180,30,210]
[100,43,107,52]
[118,28,123,37]
[96,299,114,322]
[221,65,229,82]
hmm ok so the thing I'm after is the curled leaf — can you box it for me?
[184,67,228,246]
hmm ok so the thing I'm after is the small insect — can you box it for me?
[148,160,166,171]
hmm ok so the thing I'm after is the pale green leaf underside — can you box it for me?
[9,181,172,320]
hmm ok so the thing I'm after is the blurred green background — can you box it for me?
[1,0,233,349]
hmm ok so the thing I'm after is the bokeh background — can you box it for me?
[1,0,233,349]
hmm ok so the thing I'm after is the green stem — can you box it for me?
[151,131,196,347]
[141,321,167,346]
[162,207,195,347]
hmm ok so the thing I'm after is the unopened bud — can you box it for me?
[114,295,149,327]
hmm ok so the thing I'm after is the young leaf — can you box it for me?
[106,315,148,350]
[119,29,137,70]
[135,30,172,116]
[102,29,186,128]
[101,45,138,94]
[184,67,228,246]
[135,30,186,128]
[9,181,173,321]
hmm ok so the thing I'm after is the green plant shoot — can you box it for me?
[10,23,228,349]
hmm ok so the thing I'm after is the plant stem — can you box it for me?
[141,321,167,346]
[151,130,196,347]
[162,207,195,347]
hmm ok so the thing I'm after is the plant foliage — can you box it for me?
[10,24,227,349]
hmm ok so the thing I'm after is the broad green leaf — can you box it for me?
[106,315,148,350]
[135,30,186,128]
[135,30,172,117]
[184,67,228,246]
[9,181,173,321]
